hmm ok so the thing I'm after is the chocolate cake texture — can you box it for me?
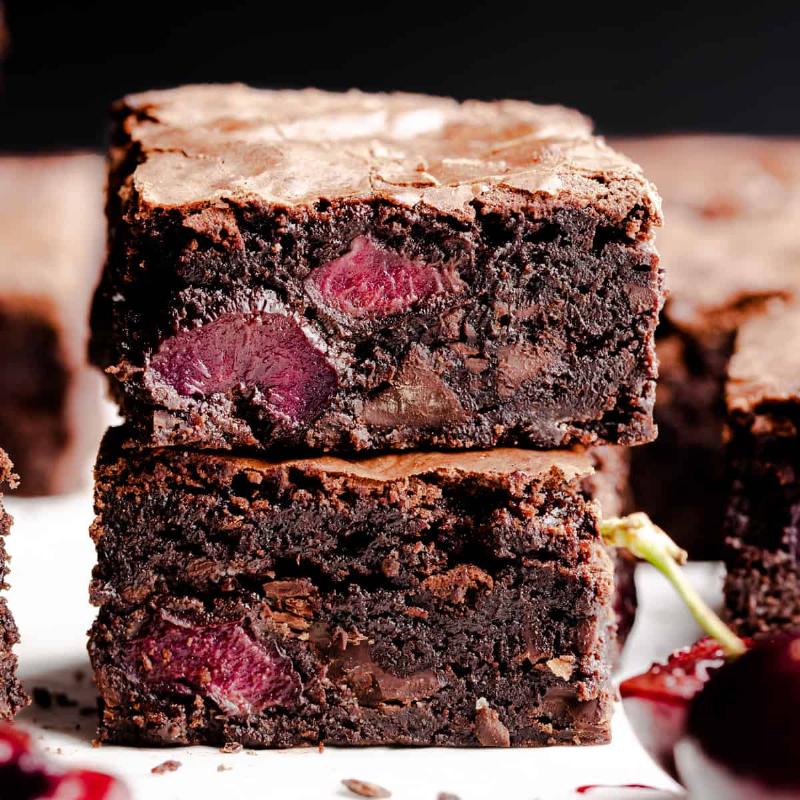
[90,84,663,455]
[0,154,107,495]
[89,431,625,748]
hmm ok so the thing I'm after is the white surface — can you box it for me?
[3,490,718,800]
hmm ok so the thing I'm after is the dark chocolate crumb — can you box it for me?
[342,778,392,798]
[151,760,182,774]
[220,741,243,754]
[32,687,53,709]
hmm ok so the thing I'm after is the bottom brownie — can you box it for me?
[89,433,620,747]
[723,303,800,634]
[0,451,26,719]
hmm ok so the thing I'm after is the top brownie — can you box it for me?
[91,84,663,453]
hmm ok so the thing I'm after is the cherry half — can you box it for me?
[0,724,128,799]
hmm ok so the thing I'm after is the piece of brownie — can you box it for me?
[90,85,663,455]
[89,431,622,748]
[0,155,107,495]
[0,450,26,719]
[616,136,800,556]
[723,302,800,634]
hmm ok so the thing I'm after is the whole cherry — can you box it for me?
[675,632,800,799]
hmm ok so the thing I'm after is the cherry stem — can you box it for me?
[600,512,747,659]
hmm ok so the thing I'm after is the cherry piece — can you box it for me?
[125,620,302,715]
[0,724,127,799]
[307,236,460,318]
[150,311,337,422]
[676,633,800,799]
[619,637,727,778]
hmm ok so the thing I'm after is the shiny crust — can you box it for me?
[115,84,661,225]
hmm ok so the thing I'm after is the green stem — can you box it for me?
[600,512,747,659]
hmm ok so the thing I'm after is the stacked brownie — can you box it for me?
[88,85,663,747]
[0,450,26,719]
[617,136,800,557]
[0,155,106,495]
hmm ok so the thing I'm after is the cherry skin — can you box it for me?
[675,633,800,799]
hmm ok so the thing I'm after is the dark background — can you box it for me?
[2,1,799,149]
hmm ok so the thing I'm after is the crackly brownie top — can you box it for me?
[616,135,800,335]
[726,302,800,413]
[0,154,105,300]
[114,84,660,226]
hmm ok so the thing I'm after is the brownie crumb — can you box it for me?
[342,778,392,798]
[32,687,53,709]
[220,741,243,754]
[151,759,181,774]
[474,697,511,747]
[217,764,232,773]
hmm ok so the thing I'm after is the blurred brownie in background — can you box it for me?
[615,136,800,557]
[0,450,26,719]
[91,85,663,456]
[0,155,106,495]
[724,302,800,634]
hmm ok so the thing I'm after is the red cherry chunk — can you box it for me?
[150,311,337,421]
[307,236,460,318]
[125,620,302,715]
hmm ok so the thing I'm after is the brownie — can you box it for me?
[616,136,800,556]
[0,155,107,495]
[723,302,800,634]
[89,431,623,747]
[0,450,26,719]
[90,85,663,455]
